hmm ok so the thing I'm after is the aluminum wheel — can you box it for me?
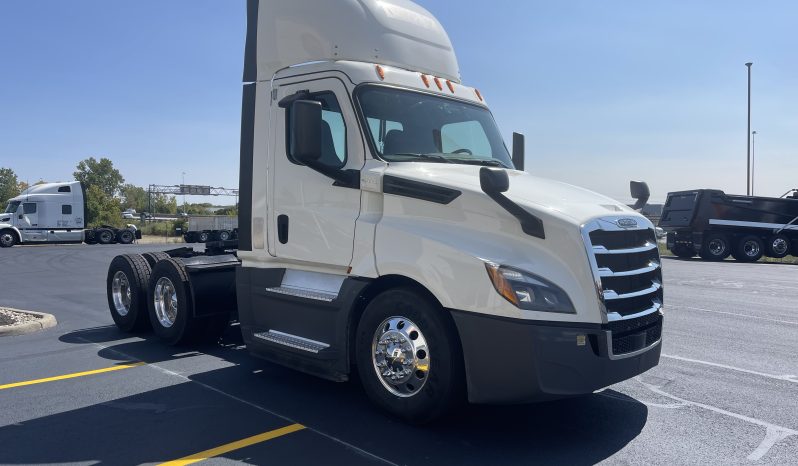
[708,238,726,256]
[771,237,789,256]
[372,316,430,397]
[111,271,131,316]
[153,277,178,328]
[743,240,761,257]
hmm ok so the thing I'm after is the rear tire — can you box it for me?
[141,251,171,269]
[97,228,115,245]
[765,234,791,258]
[198,231,210,243]
[733,235,764,262]
[699,232,731,261]
[147,258,227,345]
[218,230,231,241]
[106,254,152,332]
[0,230,17,248]
[355,288,464,424]
[118,229,134,244]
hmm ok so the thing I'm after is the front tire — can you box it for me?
[355,288,464,424]
[106,254,152,332]
[0,230,17,248]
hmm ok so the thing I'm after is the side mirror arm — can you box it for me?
[479,167,545,239]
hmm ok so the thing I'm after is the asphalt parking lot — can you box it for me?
[1,244,796,465]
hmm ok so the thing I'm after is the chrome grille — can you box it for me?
[582,217,663,323]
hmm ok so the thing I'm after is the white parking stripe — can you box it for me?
[661,354,798,384]
[669,304,798,325]
[638,380,798,461]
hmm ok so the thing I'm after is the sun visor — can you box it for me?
[244,0,461,83]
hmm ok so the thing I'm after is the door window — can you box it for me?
[23,203,37,214]
[286,92,346,169]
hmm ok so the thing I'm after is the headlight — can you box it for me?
[484,262,576,313]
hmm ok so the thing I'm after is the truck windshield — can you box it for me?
[357,86,513,168]
[4,201,20,213]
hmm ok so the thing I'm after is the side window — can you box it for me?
[441,121,492,158]
[286,92,346,169]
[58,186,71,193]
[23,203,37,214]
[62,205,72,215]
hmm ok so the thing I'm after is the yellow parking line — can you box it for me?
[159,423,306,466]
[0,362,146,390]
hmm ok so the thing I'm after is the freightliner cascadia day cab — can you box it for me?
[0,181,140,247]
[105,0,663,422]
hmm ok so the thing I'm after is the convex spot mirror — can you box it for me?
[290,99,322,164]
[480,167,510,194]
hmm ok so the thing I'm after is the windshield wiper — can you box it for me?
[448,158,509,168]
[386,153,453,163]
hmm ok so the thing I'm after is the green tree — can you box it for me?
[182,203,214,215]
[74,157,125,197]
[85,185,122,227]
[150,193,178,214]
[0,167,20,204]
[215,205,239,216]
[120,184,148,212]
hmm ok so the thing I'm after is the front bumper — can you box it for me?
[450,310,662,404]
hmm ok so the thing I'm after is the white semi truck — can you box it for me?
[105,0,663,423]
[1,181,140,247]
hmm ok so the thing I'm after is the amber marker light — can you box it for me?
[433,77,443,90]
[474,88,483,101]
[446,80,455,93]
[420,74,430,88]
[375,65,385,80]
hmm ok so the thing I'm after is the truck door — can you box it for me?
[270,77,363,268]
[18,202,45,241]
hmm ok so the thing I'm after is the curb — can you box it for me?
[0,309,58,337]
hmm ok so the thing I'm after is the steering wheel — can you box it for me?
[452,148,473,155]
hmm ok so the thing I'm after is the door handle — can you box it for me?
[278,215,289,244]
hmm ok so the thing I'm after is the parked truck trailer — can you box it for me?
[659,188,798,262]
[183,216,238,243]
[105,0,663,423]
[0,181,141,247]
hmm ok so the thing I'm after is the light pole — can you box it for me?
[751,131,757,196]
[745,62,752,195]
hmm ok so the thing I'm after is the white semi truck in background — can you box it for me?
[105,0,662,423]
[0,181,140,247]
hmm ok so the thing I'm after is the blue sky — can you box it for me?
[1,1,796,203]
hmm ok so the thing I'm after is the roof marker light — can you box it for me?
[433,77,443,91]
[420,74,430,88]
[446,80,455,93]
[474,89,483,101]
[375,65,385,80]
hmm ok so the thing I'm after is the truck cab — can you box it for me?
[106,0,662,423]
[233,0,662,420]
[0,181,85,247]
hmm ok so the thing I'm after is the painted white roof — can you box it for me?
[251,0,460,82]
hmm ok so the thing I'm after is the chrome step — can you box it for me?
[603,281,662,300]
[592,242,657,255]
[253,330,330,353]
[264,286,337,302]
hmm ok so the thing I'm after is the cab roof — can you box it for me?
[244,0,460,83]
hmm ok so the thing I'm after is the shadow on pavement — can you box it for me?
[0,326,650,465]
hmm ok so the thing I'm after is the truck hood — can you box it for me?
[383,163,636,225]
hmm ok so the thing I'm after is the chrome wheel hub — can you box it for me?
[708,239,725,255]
[153,277,178,328]
[111,271,132,317]
[772,238,789,255]
[744,240,760,257]
[0,233,13,246]
[372,316,429,397]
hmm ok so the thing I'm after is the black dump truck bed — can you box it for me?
[659,189,798,262]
